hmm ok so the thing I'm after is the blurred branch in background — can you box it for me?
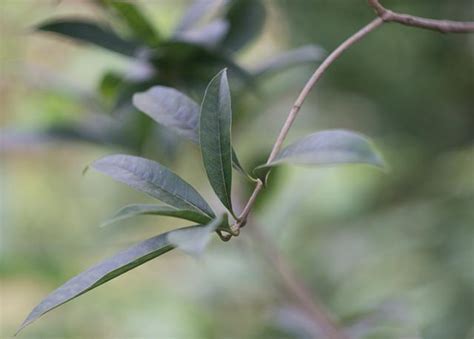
[232,0,474,337]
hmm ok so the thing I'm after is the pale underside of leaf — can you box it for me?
[199,69,233,212]
[255,129,385,178]
[92,154,215,218]
[173,19,229,47]
[168,215,222,257]
[133,86,200,142]
[133,86,252,180]
[17,221,221,334]
[174,0,223,33]
[252,45,326,78]
[101,204,212,227]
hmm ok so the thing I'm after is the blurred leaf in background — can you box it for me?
[2,0,323,162]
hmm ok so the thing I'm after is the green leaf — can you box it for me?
[98,71,124,105]
[168,215,222,257]
[252,45,325,78]
[220,0,266,52]
[255,130,386,178]
[199,69,234,212]
[92,154,215,217]
[173,19,229,48]
[102,204,212,226]
[17,220,221,334]
[36,19,142,57]
[133,86,200,143]
[107,0,161,46]
[174,0,221,33]
[133,86,254,180]
[149,41,255,85]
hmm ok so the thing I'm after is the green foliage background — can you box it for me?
[1,0,473,338]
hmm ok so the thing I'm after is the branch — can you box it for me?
[229,2,473,337]
[368,0,474,33]
[229,17,385,339]
[236,17,384,228]
[248,221,347,339]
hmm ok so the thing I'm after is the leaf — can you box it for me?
[17,221,220,334]
[107,0,161,46]
[98,71,124,105]
[0,120,134,151]
[168,215,222,257]
[149,41,255,86]
[133,86,253,180]
[255,130,386,178]
[220,0,266,52]
[252,45,326,78]
[199,69,234,212]
[173,19,229,48]
[174,0,221,33]
[36,19,142,57]
[92,154,215,218]
[101,204,212,227]
[133,86,200,143]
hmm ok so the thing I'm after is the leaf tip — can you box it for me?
[374,152,390,172]
[81,164,90,176]
[131,91,143,111]
[167,216,223,258]
[15,313,35,336]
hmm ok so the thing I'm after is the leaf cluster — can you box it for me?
[18,65,384,333]
[5,0,324,157]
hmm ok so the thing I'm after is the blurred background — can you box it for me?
[1,0,473,338]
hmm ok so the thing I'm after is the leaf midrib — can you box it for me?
[112,162,211,217]
[216,92,232,210]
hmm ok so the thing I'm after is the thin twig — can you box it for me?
[232,17,385,339]
[236,17,384,228]
[248,220,347,339]
[368,0,474,33]
[231,2,474,338]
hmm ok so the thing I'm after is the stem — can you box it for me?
[234,17,384,339]
[368,0,474,33]
[266,17,384,164]
[231,1,474,336]
[237,17,383,227]
[249,221,347,339]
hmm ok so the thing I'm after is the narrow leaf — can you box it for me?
[133,86,253,180]
[108,0,161,46]
[220,0,266,52]
[102,204,212,226]
[168,215,222,257]
[252,45,325,78]
[174,0,221,33]
[133,86,200,143]
[36,19,142,57]
[173,19,229,48]
[255,130,385,178]
[92,154,215,217]
[150,40,255,85]
[17,222,219,334]
[199,69,233,212]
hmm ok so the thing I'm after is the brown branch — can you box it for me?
[228,2,473,338]
[248,221,347,339]
[226,17,385,339]
[236,17,384,229]
[368,0,474,33]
